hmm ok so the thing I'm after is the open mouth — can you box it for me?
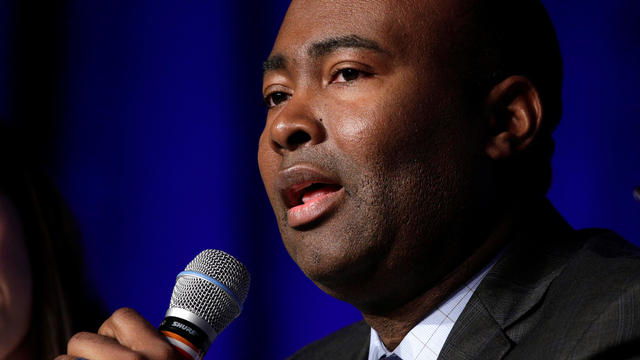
[276,165,346,228]
[288,182,343,209]
[286,182,345,227]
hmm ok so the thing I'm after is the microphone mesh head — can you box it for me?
[169,250,250,334]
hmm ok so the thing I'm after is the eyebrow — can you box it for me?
[308,35,386,58]
[262,54,286,76]
[262,35,387,77]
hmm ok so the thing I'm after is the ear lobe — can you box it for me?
[485,76,543,160]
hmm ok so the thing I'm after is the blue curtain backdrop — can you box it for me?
[0,1,638,359]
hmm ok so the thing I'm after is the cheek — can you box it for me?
[334,67,470,165]
[325,73,441,170]
[257,132,277,197]
[327,96,397,167]
[257,133,270,185]
[257,132,290,230]
[0,200,32,359]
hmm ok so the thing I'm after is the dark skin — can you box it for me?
[57,0,544,357]
[259,0,542,348]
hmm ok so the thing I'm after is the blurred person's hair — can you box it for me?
[0,123,106,359]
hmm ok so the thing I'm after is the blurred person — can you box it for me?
[0,124,105,359]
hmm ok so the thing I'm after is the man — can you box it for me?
[58,0,640,359]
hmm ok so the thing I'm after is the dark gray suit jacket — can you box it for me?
[289,202,640,359]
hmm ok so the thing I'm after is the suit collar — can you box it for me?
[476,200,576,331]
[438,294,513,360]
[439,199,577,359]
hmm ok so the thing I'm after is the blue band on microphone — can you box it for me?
[177,271,243,310]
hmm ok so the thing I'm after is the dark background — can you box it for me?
[0,1,638,359]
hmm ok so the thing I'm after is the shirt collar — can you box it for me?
[368,259,497,360]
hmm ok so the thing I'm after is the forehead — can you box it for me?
[272,0,447,59]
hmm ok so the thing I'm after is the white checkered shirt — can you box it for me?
[368,261,496,360]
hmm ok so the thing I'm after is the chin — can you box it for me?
[291,245,371,283]
[309,268,380,307]
[285,231,390,305]
[310,267,404,314]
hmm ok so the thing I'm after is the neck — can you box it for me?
[362,209,515,350]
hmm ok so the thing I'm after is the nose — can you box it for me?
[269,98,325,152]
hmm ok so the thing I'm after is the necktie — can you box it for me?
[379,355,402,360]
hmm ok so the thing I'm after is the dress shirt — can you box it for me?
[368,261,496,360]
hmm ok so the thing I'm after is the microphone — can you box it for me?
[159,249,250,360]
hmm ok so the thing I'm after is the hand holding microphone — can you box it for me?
[56,250,250,360]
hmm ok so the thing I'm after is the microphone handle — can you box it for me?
[159,315,211,360]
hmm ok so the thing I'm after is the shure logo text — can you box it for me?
[172,321,197,336]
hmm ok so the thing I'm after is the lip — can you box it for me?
[275,164,345,228]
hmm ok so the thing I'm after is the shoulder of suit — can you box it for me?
[541,228,640,326]
[541,229,640,356]
[287,320,370,360]
[570,228,640,276]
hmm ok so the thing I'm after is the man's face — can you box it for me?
[258,0,487,310]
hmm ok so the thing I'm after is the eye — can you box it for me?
[331,68,371,84]
[264,91,291,109]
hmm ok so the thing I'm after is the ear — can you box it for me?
[485,76,543,160]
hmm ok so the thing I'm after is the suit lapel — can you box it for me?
[438,295,513,360]
[439,200,578,360]
[355,339,370,360]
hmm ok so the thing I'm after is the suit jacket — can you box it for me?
[289,201,640,359]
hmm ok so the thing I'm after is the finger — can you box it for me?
[98,307,177,359]
[66,331,143,360]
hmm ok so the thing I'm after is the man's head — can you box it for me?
[258,0,561,313]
